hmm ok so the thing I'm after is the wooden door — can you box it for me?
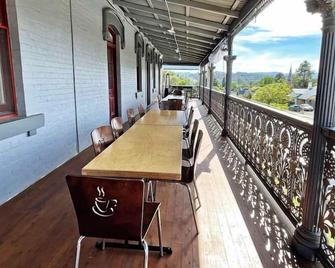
[107,37,118,120]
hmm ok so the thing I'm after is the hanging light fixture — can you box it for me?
[167,27,175,35]
[175,48,180,53]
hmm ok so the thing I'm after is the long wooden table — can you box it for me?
[82,124,182,181]
[136,109,186,126]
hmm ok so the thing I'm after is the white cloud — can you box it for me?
[236,0,322,43]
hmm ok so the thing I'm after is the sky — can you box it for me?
[216,0,322,73]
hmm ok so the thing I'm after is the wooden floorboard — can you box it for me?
[0,100,321,267]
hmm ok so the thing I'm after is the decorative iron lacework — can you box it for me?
[203,87,210,107]
[320,138,335,266]
[211,90,225,127]
[226,97,312,222]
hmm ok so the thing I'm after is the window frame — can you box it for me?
[0,0,17,120]
[136,46,142,92]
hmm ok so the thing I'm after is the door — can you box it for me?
[146,61,151,105]
[107,35,118,120]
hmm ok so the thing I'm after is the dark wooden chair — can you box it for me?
[127,108,136,127]
[167,99,183,110]
[91,126,115,156]
[138,104,146,117]
[182,119,199,162]
[183,107,194,146]
[66,175,163,268]
[180,130,203,234]
[111,117,124,138]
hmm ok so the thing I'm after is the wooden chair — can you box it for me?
[91,126,115,156]
[111,117,124,138]
[138,104,146,117]
[180,130,203,234]
[183,107,194,146]
[127,108,136,127]
[66,175,163,268]
[168,99,183,110]
[182,119,199,162]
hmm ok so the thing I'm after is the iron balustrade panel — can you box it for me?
[203,87,210,107]
[226,96,312,223]
[320,128,335,266]
[211,90,225,128]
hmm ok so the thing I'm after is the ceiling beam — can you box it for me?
[130,15,227,35]
[141,28,216,44]
[150,39,209,53]
[148,36,212,52]
[142,30,216,48]
[165,0,239,18]
[158,47,207,57]
[113,0,227,29]
[135,23,220,43]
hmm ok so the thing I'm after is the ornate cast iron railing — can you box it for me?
[201,89,313,223]
[211,90,225,127]
[203,87,210,107]
[226,96,312,223]
[320,128,335,266]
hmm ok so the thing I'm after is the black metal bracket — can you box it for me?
[96,241,173,255]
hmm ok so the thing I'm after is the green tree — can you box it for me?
[252,81,292,109]
[293,60,313,88]
[259,76,274,86]
[275,72,285,82]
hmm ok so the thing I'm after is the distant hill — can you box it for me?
[172,71,318,85]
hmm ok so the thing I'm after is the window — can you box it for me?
[152,59,156,91]
[136,47,142,92]
[0,0,16,118]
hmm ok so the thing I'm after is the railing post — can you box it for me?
[202,68,207,105]
[198,70,202,99]
[292,1,335,260]
[208,64,215,114]
[222,34,236,136]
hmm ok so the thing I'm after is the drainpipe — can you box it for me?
[222,34,236,136]
[69,0,80,153]
[292,0,335,260]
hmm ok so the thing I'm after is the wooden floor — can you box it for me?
[0,100,320,268]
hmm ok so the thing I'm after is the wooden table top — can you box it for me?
[162,95,185,101]
[136,110,186,126]
[82,124,182,181]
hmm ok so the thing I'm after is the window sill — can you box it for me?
[0,113,45,141]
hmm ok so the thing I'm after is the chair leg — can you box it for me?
[146,181,153,201]
[75,236,85,268]
[156,209,164,257]
[185,184,199,235]
[193,180,202,210]
[102,239,106,250]
[142,240,149,268]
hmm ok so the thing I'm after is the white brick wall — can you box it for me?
[0,0,162,205]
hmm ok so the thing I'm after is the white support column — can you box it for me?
[208,64,215,114]
[222,34,236,136]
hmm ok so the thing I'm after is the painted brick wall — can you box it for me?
[0,0,77,205]
[0,0,161,205]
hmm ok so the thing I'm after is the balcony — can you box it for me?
[0,0,334,267]
[0,99,321,267]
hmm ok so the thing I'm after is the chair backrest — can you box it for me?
[193,130,203,163]
[66,175,145,241]
[189,119,199,157]
[138,104,145,117]
[167,99,183,110]
[186,106,194,127]
[91,126,115,156]
[111,117,124,138]
[127,108,136,126]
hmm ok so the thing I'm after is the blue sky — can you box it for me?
[216,0,322,73]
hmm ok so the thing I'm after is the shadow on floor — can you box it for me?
[197,102,322,268]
